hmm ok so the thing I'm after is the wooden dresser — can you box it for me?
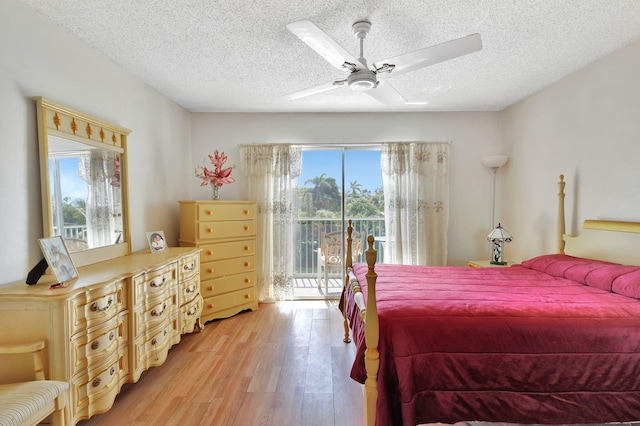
[178,200,258,323]
[0,247,202,425]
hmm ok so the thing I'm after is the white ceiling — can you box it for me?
[19,0,640,113]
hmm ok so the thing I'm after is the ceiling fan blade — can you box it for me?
[373,33,482,78]
[284,80,344,101]
[364,79,407,105]
[286,20,365,70]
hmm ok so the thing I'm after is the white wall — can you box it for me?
[502,39,640,262]
[0,0,192,284]
[191,112,504,266]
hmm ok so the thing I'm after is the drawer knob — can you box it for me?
[187,305,198,316]
[91,298,113,313]
[151,302,167,317]
[207,228,213,233]
[186,284,195,294]
[183,263,194,271]
[207,250,213,255]
[92,377,101,388]
[207,268,214,273]
[244,262,250,267]
[244,278,251,283]
[244,246,249,251]
[244,226,249,231]
[150,276,166,288]
[109,331,115,341]
[243,210,249,215]
[91,340,100,350]
[208,303,215,309]
[245,294,251,299]
[205,210,212,215]
[208,286,214,291]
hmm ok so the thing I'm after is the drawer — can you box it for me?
[180,294,203,334]
[132,291,178,337]
[69,280,126,336]
[131,320,180,381]
[197,220,255,241]
[71,351,128,423]
[132,262,177,306]
[200,239,255,262]
[201,256,255,280]
[201,272,256,298]
[70,311,128,378]
[202,287,257,316]
[179,252,200,281]
[181,275,200,305]
[197,202,255,222]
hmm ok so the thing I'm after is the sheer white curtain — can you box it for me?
[78,150,119,247]
[240,144,301,302]
[381,142,449,265]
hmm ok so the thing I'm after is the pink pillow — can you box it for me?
[520,254,582,273]
[521,254,640,292]
[583,264,639,291]
[612,269,640,299]
[545,258,592,278]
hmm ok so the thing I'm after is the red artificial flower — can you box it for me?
[196,150,235,187]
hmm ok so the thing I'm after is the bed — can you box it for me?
[340,175,640,426]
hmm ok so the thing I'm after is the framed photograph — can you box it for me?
[38,236,78,284]
[146,230,168,253]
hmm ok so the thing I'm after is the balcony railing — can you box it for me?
[295,217,385,277]
[53,225,87,240]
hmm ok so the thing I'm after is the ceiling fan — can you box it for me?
[285,20,482,105]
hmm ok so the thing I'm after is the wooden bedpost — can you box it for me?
[343,220,354,343]
[364,235,379,426]
[557,174,566,254]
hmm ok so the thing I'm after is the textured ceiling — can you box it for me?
[19,0,640,113]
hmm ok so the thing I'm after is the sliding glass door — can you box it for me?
[293,146,384,300]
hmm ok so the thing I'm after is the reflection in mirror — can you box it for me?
[36,97,131,267]
[48,136,123,252]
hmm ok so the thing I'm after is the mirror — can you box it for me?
[35,97,131,267]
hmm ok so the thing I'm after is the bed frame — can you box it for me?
[342,174,640,426]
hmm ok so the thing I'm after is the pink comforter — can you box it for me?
[343,260,640,426]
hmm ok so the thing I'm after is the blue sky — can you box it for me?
[300,149,382,191]
[52,157,88,201]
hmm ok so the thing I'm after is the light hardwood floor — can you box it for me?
[78,301,364,426]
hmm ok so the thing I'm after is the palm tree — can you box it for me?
[305,173,341,213]
[349,180,363,196]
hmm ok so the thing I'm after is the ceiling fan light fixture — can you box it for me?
[347,70,377,91]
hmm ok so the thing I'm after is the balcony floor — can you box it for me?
[293,276,343,299]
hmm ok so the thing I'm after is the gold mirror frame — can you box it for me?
[35,97,131,267]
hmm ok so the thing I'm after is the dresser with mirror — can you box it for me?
[0,98,203,425]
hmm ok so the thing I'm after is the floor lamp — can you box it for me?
[481,155,509,229]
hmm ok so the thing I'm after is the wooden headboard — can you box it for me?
[556,175,640,266]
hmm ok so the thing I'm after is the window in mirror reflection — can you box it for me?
[48,145,123,252]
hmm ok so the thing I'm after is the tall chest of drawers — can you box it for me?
[179,200,258,323]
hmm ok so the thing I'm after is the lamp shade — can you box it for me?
[481,155,509,169]
[487,223,513,241]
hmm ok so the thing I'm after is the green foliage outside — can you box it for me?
[63,197,86,225]
[299,174,384,218]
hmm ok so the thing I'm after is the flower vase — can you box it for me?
[210,183,220,200]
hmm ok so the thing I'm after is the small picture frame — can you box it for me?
[146,231,168,253]
[38,236,78,284]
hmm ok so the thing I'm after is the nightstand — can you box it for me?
[467,260,514,268]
